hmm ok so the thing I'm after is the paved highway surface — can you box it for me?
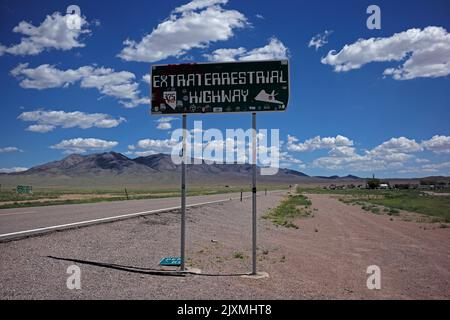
[0,191,273,241]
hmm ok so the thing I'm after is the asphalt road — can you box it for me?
[0,191,268,240]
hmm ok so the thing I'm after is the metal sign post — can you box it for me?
[252,112,257,275]
[180,114,187,271]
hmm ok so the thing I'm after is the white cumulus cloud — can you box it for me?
[205,38,289,62]
[157,122,172,130]
[205,47,247,62]
[142,74,151,84]
[308,30,333,50]
[26,124,56,133]
[155,117,178,130]
[0,147,23,153]
[134,138,178,155]
[422,135,450,154]
[51,138,118,154]
[174,0,228,13]
[368,137,423,157]
[321,26,450,80]
[0,167,29,173]
[289,135,441,173]
[421,161,450,172]
[311,137,426,172]
[18,110,125,133]
[11,64,147,108]
[287,135,354,153]
[0,12,91,56]
[118,0,247,62]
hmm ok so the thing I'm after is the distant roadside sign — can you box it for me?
[151,60,289,115]
[17,185,32,194]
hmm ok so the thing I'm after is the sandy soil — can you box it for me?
[0,192,449,299]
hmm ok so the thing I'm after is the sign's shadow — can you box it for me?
[47,256,248,277]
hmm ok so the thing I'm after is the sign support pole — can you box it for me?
[151,60,289,277]
[180,114,187,271]
[252,112,257,275]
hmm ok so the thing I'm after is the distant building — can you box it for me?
[394,184,410,190]
[418,185,435,190]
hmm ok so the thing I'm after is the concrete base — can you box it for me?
[182,267,202,274]
[159,266,180,272]
[241,272,269,279]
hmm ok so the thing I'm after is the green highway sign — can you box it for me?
[17,185,32,194]
[151,60,289,115]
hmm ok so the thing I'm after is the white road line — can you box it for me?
[0,194,254,241]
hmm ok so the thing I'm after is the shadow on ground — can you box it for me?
[47,256,250,277]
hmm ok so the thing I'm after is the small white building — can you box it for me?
[379,183,389,189]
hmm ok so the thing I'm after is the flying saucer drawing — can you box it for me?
[254,90,284,104]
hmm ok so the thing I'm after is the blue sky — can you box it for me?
[0,0,449,177]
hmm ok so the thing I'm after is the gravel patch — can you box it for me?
[1,192,449,299]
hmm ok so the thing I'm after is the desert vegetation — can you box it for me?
[298,187,450,223]
[263,194,312,228]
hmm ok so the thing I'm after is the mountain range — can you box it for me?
[0,152,322,188]
[15,152,311,178]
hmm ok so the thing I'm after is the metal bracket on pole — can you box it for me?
[180,114,187,271]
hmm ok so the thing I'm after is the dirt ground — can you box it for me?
[0,192,449,299]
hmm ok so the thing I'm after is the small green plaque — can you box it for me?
[159,257,182,266]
